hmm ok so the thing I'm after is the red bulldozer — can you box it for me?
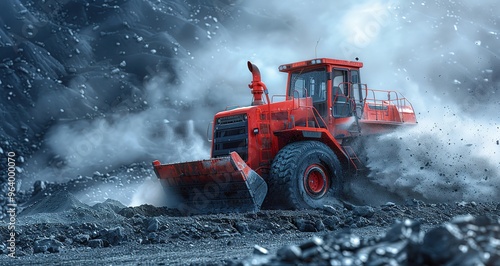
[152,58,417,214]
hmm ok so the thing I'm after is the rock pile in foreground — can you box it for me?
[237,214,500,266]
[3,185,499,265]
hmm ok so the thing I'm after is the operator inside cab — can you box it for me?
[288,67,358,119]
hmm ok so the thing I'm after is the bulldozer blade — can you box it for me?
[152,152,268,215]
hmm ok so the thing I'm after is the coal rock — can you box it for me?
[100,226,127,246]
[353,206,375,218]
[33,238,63,254]
[417,215,500,266]
[235,221,250,234]
[323,204,339,215]
[87,239,103,248]
[295,217,324,232]
[323,216,341,230]
[315,219,326,231]
[382,219,421,242]
[238,215,500,265]
[276,245,302,262]
[145,218,159,232]
[73,234,90,244]
[295,218,316,232]
[299,236,324,260]
[420,223,463,263]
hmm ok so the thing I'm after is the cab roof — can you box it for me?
[278,58,363,72]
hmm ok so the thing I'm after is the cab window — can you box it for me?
[289,68,328,116]
[289,68,327,101]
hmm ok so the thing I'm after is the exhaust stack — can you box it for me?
[247,61,268,106]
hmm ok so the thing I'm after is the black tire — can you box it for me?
[265,140,343,209]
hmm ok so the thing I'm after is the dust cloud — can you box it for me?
[43,75,210,178]
[19,0,499,205]
[356,1,500,202]
[365,106,499,202]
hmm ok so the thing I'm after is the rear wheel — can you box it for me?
[265,140,343,209]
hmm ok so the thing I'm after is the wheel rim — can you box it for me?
[303,164,329,198]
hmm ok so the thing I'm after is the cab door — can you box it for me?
[332,68,351,118]
[349,69,365,118]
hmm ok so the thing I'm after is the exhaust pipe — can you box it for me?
[247,61,268,106]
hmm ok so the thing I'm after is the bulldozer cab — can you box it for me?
[280,58,365,137]
[280,58,417,138]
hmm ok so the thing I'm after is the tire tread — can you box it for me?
[264,141,342,209]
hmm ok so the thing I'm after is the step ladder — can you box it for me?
[342,145,364,172]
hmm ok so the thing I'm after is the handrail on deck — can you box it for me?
[363,88,415,122]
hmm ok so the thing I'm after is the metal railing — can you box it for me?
[363,88,415,122]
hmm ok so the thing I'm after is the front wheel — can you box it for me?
[265,141,343,209]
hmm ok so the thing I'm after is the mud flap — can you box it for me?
[152,152,268,215]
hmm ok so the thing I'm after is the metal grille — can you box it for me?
[212,114,248,160]
[217,114,246,125]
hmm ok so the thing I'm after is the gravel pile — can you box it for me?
[237,214,500,266]
[2,182,498,265]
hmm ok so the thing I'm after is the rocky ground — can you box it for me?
[1,166,499,265]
